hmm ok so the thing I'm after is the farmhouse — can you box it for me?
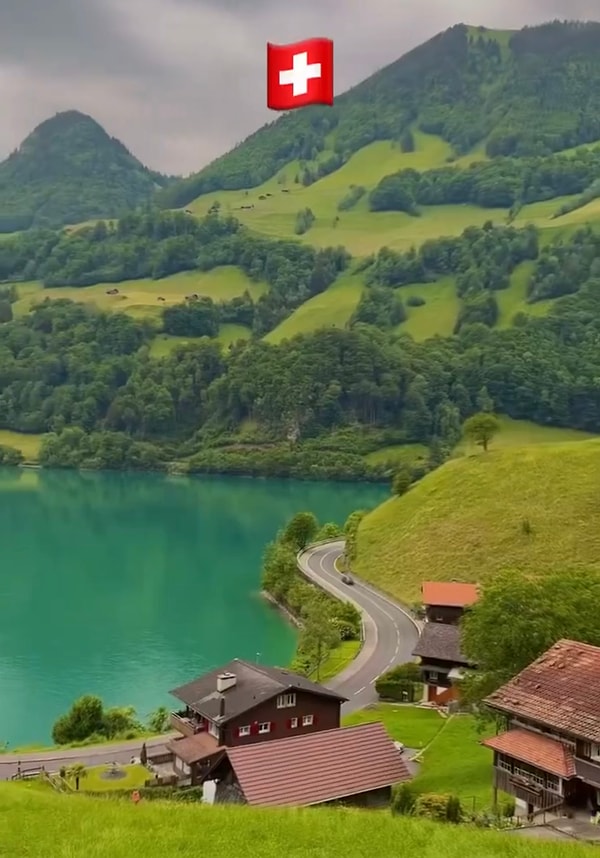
[412,581,478,704]
[482,639,600,820]
[165,658,347,784]
[201,721,410,808]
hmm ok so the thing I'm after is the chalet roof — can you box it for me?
[482,729,576,778]
[421,581,479,608]
[167,732,223,765]
[170,658,347,723]
[224,721,410,807]
[412,622,471,665]
[484,640,600,742]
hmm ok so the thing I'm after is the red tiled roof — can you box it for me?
[421,581,479,608]
[225,721,410,807]
[482,729,576,778]
[167,732,222,764]
[485,640,600,742]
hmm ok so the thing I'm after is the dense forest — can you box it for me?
[158,21,600,206]
[0,111,173,232]
[0,210,349,335]
[1,269,600,476]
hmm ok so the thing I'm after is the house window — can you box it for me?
[514,766,544,787]
[289,717,298,728]
[428,671,439,683]
[258,722,271,734]
[277,693,296,708]
[591,744,600,761]
[546,774,560,793]
[208,722,219,739]
[302,714,313,727]
[238,725,250,737]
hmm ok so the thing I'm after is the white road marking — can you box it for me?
[354,686,366,695]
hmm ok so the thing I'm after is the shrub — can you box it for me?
[446,795,463,823]
[138,786,204,802]
[392,466,412,496]
[391,783,417,815]
[406,295,426,307]
[502,796,516,818]
[375,662,422,701]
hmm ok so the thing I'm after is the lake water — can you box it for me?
[0,468,387,747]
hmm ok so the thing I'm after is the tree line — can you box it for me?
[1,275,600,476]
[0,210,349,335]
[368,146,600,213]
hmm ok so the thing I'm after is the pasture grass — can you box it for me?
[149,324,251,357]
[364,444,429,468]
[0,430,44,460]
[12,267,263,319]
[355,433,600,602]
[2,782,592,858]
[265,272,365,343]
[396,276,460,340]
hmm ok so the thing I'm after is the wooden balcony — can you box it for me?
[170,711,202,738]
[493,767,563,812]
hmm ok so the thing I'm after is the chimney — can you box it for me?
[216,672,237,693]
[218,694,225,718]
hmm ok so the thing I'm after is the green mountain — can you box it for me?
[159,21,600,207]
[0,110,174,232]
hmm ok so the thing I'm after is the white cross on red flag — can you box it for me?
[267,38,334,111]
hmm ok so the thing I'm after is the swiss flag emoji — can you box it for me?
[267,38,334,111]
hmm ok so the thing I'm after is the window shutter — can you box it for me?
[312,716,317,726]
[286,718,291,729]
[270,721,275,732]
[251,722,259,735]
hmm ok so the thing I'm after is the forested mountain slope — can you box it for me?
[159,21,600,206]
[0,111,173,232]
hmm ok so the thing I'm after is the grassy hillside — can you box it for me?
[1,783,592,857]
[13,267,264,320]
[354,432,600,602]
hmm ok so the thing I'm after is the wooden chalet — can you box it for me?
[200,722,411,808]
[166,658,347,784]
[482,640,600,819]
[412,581,478,704]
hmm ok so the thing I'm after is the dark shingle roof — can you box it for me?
[170,658,347,723]
[166,732,223,765]
[226,722,410,807]
[484,639,600,742]
[412,622,470,665]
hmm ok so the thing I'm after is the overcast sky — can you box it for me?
[0,0,598,175]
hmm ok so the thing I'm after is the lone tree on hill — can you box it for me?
[462,412,500,452]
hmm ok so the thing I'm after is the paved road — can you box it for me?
[297,539,420,714]
[0,539,419,778]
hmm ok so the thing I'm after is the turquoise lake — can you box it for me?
[0,468,387,747]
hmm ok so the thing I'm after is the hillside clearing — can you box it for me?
[1,782,592,857]
[0,430,43,460]
[396,277,460,340]
[355,436,600,602]
[265,272,365,343]
[149,324,251,357]
[12,267,264,319]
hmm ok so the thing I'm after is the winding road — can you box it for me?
[0,539,419,779]
[297,539,420,714]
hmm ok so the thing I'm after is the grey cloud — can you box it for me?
[0,0,598,174]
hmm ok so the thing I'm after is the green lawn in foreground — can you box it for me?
[343,705,497,811]
[4,784,592,858]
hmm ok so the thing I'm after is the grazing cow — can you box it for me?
[105,288,119,295]
[185,209,193,214]
[265,192,272,197]
[157,296,165,302]
[281,189,289,193]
